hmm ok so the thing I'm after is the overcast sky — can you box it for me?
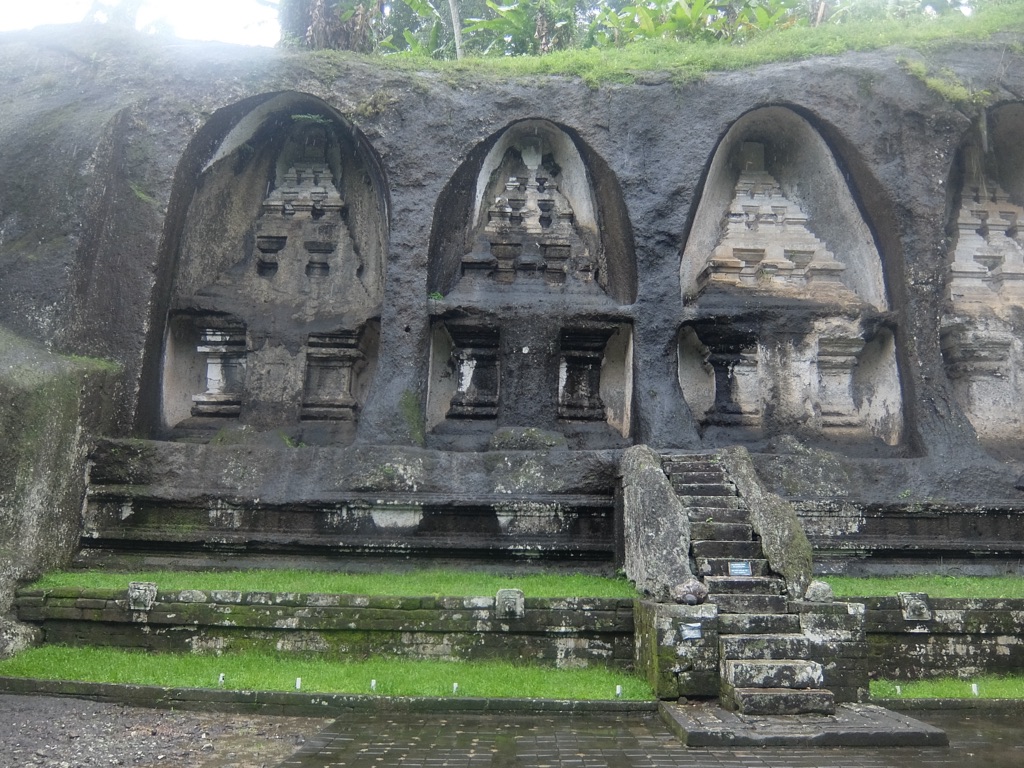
[0,1,280,47]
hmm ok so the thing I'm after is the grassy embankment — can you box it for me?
[371,0,1024,86]
[828,575,1024,599]
[27,568,637,598]
[13,573,1024,699]
[1,568,647,699]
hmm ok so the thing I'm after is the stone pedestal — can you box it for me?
[447,326,500,419]
[558,328,614,421]
[816,336,865,431]
[191,328,246,417]
[301,331,363,421]
[705,347,762,429]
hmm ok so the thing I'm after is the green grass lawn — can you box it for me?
[0,646,650,700]
[872,675,1024,700]
[827,575,1024,599]
[29,569,637,599]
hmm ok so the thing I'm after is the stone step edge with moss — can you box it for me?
[0,677,657,716]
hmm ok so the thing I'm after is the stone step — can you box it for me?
[728,687,836,716]
[703,576,784,595]
[690,522,753,541]
[677,495,746,510]
[665,470,729,484]
[708,594,788,614]
[686,506,750,524]
[662,454,720,467]
[691,540,762,559]
[723,659,823,690]
[696,557,771,577]
[717,613,801,634]
[672,482,737,497]
[719,633,811,660]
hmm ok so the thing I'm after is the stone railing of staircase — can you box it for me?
[620,445,869,715]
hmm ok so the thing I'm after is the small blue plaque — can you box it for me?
[728,561,752,577]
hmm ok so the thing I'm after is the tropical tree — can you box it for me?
[463,0,586,55]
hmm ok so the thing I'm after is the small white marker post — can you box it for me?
[371,679,377,692]
[972,683,979,697]
[896,685,902,695]
[296,677,302,690]
[453,682,459,695]
[615,685,623,699]
[218,673,225,688]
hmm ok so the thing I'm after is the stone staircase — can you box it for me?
[663,454,835,715]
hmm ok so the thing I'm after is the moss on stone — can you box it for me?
[900,57,991,106]
[619,445,692,601]
[399,390,426,447]
[488,427,568,451]
[0,329,119,650]
[720,446,813,598]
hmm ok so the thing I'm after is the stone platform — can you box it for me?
[659,701,948,747]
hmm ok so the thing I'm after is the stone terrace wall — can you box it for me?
[859,596,1024,680]
[14,587,634,670]
[22,588,1024,685]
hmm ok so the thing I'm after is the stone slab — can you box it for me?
[0,677,658,716]
[659,701,949,747]
[730,686,835,715]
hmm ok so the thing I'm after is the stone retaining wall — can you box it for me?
[857,596,1024,680]
[14,587,634,670]
[16,588,1024,684]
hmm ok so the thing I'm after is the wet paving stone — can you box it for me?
[276,710,1024,768]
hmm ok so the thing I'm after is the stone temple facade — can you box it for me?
[1,24,1024,620]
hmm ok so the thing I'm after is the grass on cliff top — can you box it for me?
[29,569,637,599]
[827,575,1024,599]
[0,646,651,700]
[351,1,1024,85]
[872,675,1024,700]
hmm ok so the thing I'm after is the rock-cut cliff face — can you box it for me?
[0,24,1023,589]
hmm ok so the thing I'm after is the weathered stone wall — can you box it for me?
[17,587,1024,688]
[0,330,119,656]
[1,24,1024,591]
[859,596,1024,680]
[633,600,719,699]
[0,25,1019,463]
[14,587,634,669]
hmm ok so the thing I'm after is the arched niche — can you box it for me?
[941,103,1024,458]
[682,107,886,308]
[423,119,635,449]
[679,106,901,448]
[428,119,636,304]
[154,92,388,443]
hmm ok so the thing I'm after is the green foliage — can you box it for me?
[828,575,1024,599]
[281,0,1011,58]
[0,647,651,699]
[367,0,1023,85]
[464,0,585,55]
[872,674,1024,700]
[29,568,638,598]
[589,0,805,46]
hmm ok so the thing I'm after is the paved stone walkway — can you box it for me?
[277,710,1024,767]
